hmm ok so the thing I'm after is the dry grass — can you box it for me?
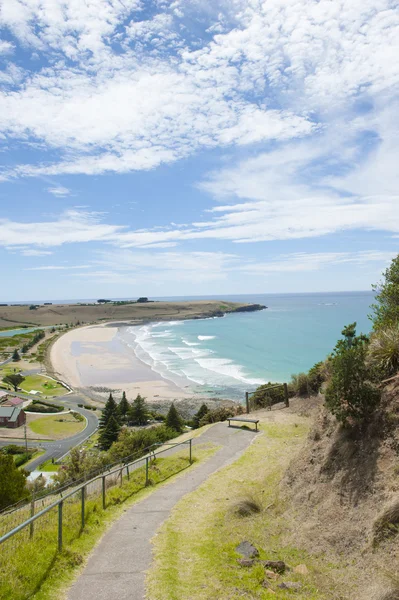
[373,499,399,544]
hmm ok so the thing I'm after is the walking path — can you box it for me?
[66,422,258,600]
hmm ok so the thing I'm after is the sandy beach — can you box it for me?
[50,324,191,404]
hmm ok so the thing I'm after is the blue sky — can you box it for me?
[0,0,398,301]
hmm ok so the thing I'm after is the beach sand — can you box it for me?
[50,324,191,404]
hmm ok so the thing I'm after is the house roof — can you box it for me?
[3,397,24,406]
[0,406,22,422]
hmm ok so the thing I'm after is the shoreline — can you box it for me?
[49,323,193,405]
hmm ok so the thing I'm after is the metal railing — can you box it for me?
[0,438,193,552]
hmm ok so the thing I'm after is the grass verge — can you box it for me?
[147,420,345,600]
[29,414,86,439]
[0,442,218,600]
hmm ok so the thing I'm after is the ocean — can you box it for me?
[116,291,375,401]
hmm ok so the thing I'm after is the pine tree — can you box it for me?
[12,349,20,362]
[165,402,183,432]
[99,393,120,433]
[118,391,130,422]
[98,415,121,450]
[192,403,209,429]
[128,394,148,426]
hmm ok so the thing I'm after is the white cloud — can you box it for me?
[0,210,124,247]
[47,186,71,197]
[20,249,53,256]
[0,40,14,54]
[26,264,90,270]
[3,0,396,177]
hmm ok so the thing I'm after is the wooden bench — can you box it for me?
[227,417,259,431]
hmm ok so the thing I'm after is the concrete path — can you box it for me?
[66,423,258,600]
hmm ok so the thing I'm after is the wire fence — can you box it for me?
[0,439,193,600]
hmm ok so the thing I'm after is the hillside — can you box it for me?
[281,382,399,599]
[0,300,265,328]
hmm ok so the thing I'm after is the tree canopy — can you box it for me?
[128,394,148,426]
[165,403,183,432]
[371,254,399,329]
[325,323,380,424]
[0,454,29,510]
[2,373,25,391]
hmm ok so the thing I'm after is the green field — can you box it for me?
[20,375,67,397]
[29,414,86,439]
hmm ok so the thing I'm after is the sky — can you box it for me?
[0,0,398,301]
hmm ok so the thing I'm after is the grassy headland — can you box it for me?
[0,300,265,328]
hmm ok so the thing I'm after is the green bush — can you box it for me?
[28,400,63,413]
[325,323,381,425]
[368,325,399,378]
[14,453,33,467]
[199,406,235,426]
[1,445,26,456]
[251,382,285,408]
[371,254,399,329]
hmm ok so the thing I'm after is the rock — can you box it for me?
[264,569,279,580]
[237,558,255,567]
[261,560,286,574]
[293,564,309,575]
[278,582,302,591]
[261,580,276,593]
[235,541,259,559]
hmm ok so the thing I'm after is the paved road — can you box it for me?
[67,422,258,600]
[0,393,98,471]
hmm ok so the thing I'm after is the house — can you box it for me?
[0,406,26,428]
[2,396,24,407]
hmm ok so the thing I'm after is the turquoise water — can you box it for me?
[118,291,374,400]
[0,327,41,338]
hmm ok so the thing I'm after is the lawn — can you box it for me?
[147,417,346,600]
[29,414,86,440]
[20,375,67,397]
[37,458,59,472]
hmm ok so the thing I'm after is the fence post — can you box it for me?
[29,493,35,539]
[102,476,106,509]
[58,501,63,552]
[81,486,85,529]
[245,391,250,414]
[189,439,192,464]
[283,383,289,407]
[145,456,149,486]
[126,464,130,480]
[120,468,123,486]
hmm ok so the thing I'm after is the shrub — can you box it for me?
[325,323,381,424]
[368,325,399,378]
[199,406,235,426]
[231,494,262,517]
[14,453,33,467]
[251,382,286,408]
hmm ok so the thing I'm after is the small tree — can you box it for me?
[165,403,183,432]
[2,373,25,391]
[128,394,148,426]
[98,415,121,451]
[192,403,209,429]
[12,349,20,362]
[0,454,29,510]
[118,391,130,422]
[99,393,119,430]
[371,254,399,329]
[325,323,380,425]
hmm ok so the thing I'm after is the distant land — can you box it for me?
[0,300,266,328]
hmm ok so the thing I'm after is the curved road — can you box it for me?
[0,392,99,471]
